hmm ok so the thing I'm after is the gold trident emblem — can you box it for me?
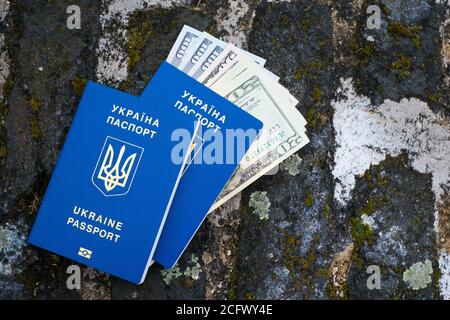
[97,144,137,192]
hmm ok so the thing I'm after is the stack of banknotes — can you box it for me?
[167,25,309,211]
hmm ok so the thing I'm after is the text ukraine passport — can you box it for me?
[28,79,197,284]
[142,63,264,268]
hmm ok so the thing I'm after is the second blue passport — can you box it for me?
[144,63,263,268]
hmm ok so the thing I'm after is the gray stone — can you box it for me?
[0,0,448,300]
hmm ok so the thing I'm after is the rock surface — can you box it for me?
[0,0,448,299]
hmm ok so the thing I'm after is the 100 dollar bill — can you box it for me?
[168,26,268,80]
[166,26,308,212]
[207,59,309,212]
[166,25,201,67]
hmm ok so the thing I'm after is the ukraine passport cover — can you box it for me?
[28,79,197,284]
[142,63,264,268]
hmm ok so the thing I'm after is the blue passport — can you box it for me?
[28,78,197,284]
[142,63,263,268]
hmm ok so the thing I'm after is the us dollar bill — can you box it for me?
[179,35,215,74]
[199,44,280,87]
[166,25,201,67]
[197,45,241,85]
[189,43,225,79]
[208,60,309,212]
[168,26,271,80]
[209,53,304,127]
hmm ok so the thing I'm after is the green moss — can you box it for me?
[312,87,322,102]
[306,108,315,124]
[316,267,329,278]
[391,55,412,70]
[357,199,376,216]
[304,192,314,207]
[30,117,42,140]
[351,252,365,269]
[362,42,375,62]
[301,19,312,30]
[294,68,302,81]
[127,15,154,68]
[392,266,405,274]
[315,156,327,170]
[357,195,388,216]
[388,21,422,39]
[322,203,331,220]
[287,35,295,44]
[390,53,413,80]
[28,97,41,112]
[280,15,289,26]
[350,216,374,248]
[427,91,441,103]
[363,168,372,184]
[271,37,282,50]
[279,231,301,275]
[352,40,376,65]
[277,228,320,298]
[243,292,254,300]
[306,109,328,129]
[350,39,359,54]
[319,39,328,47]
[0,100,6,120]
[3,78,12,97]
[305,60,327,71]
[0,139,6,166]
[326,279,348,300]
[376,173,388,187]
[297,60,328,83]
[71,77,87,97]
[388,21,422,49]
[227,266,238,300]
[398,70,409,80]
[412,35,421,48]
[299,251,316,270]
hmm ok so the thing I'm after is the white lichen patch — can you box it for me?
[96,0,189,84]
[332,78,450,298]
[214,0,253,48]
[184,254,202,280]
[368,226,407,266]
[0,223,26,276]
[0,0,9,23]
[161,254,202,285]
[161,265,183,285]
[332,78,450,206]
[403,259,433,290]
[249,191,271,220]
[280,154,302,176]
[360,214,376,230]
[0,32,10,102]
[99,0,188,27]
[439,252,450,295]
